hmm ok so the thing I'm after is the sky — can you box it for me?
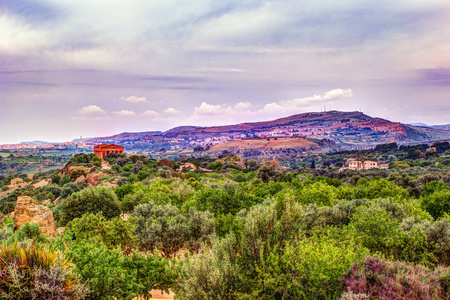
[1,0,449,144]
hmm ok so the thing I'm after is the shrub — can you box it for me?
[0,242,88,299]
[157,159,174,169]
[45,191,55,201]
[60,174,70,186]
[174,234,241,300]
[256,163,279,183]
[134,203,188,257]
[51,173,61,185]
[70,168,87,180]
[342,256,449,300]
[69,213,135,253]
[67,242,175,300]
[60,182,82,199]
[349,202,430,264]
[298,181,335,206]
[242,237,368,300]
[421,182,450,220]
[134,203,215,257]
[8,222,46,243]
[59,187,121,226]
[184,208,215,253]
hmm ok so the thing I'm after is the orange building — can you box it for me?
[94,144,124,159]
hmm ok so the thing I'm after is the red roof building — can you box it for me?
[94,144,124,159]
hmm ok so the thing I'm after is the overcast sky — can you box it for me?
[1,0,449,143]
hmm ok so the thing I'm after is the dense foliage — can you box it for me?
[0,145,449,299]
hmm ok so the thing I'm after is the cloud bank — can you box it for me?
[190,88,353,125]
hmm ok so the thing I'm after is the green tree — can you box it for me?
[420,181,450,220]
[59,187,121,226]
[51,173,61,185]
[184,208,215,253]
[256,162,279,183]
[243,237,368,300]
[69,213,136,253]
[70,168,87,180]
[60,174,70,186]
[133,202,188,258]
[67,242,175,300]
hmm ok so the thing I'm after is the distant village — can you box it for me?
[0,115,421,154]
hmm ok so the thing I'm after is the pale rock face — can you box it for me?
[103,181,117,189]
[74,175,87,184]
[59,165,91,177]
[53,196,61,206]
[56,227,66,235]
[13,196,56,237]
[86,172,106,187]
[42,199,52,205]
[33,179,50,189]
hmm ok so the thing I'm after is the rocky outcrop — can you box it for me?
[33,179,50,189]
[86,172,106,187]
[13,196,56,237]
[56,227,66,235]
[102,161,111,170]
[74,175,87,184]
[42,199,52,205]
[103,182,117,189]
[59,165,91,177]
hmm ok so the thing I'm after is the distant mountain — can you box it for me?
[163,126,200,135]
[84,131,162,144]
[431,124,450,131]
[20,140,51,145]
[407,122,429,127]
[406,123,450,131]
[83,111,450,154]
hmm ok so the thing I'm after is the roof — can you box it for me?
[94,144,124,149]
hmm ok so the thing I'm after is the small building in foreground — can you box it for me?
[94,144,124,160]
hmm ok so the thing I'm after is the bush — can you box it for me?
[0,242,88,299]
[59,187,121,226]
[421,182,450,220]
[241,237,368,300]
[60,174,70,186]
[174,234,241,300]
[60,182,82,199]
[45,191,55,201]
[134,203,215,257]
[51,173,61,185]
[8,222,46,243]
[175,198,305,299]
[134,203,188,257]
[70,168,87,180]
[69,213,135,253]
[67,242,175,300]
[349,202,430,264]
[342,256,449,300]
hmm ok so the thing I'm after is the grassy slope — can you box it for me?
[207,138,320,153]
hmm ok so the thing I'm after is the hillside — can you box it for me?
[205,137,336,156]
[82,110,450,153]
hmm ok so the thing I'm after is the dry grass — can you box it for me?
[208,138,319,153]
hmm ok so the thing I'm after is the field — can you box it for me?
[207,138,321,153]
